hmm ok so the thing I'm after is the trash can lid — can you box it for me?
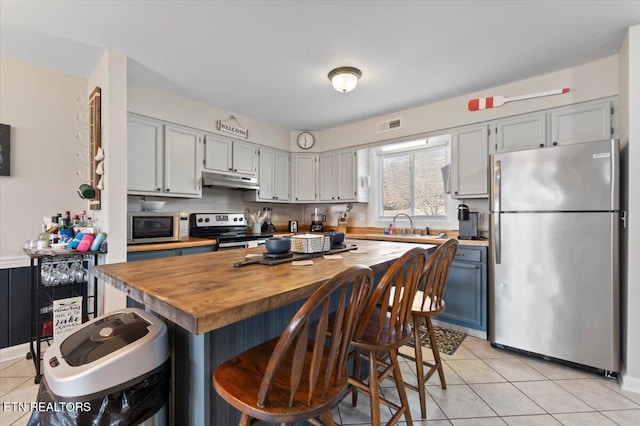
[60,311,150,366]
[43,308,168,400]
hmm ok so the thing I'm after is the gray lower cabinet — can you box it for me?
[435,246,487,331]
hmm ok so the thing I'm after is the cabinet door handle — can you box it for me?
[156,188,161,191]
[552,141,558,146]
[539,143,544,148]
[166,188,170,192]
[228,168,233,171]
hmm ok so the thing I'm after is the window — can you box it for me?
[379,137,449,218]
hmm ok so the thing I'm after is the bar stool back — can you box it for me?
[213,265,373,426]
[349,247,428,426]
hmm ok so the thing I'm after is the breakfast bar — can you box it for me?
[94,239,437,426]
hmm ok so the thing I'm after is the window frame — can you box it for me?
[376,137,451,220]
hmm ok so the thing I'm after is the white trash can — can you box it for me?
[29,308,169,426]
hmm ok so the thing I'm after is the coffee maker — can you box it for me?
[457,204,479,240]
[261,207,277,233]
[310,208,326,233]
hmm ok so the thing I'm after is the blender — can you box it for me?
[261,207,276,233]
[310,208,326,233]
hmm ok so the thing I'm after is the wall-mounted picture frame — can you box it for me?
[0,124,10,176]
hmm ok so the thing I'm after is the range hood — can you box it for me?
[201,172,259,190]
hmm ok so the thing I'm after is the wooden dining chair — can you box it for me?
[212,265,373,426]
[400,238,458,419]
[349,247,428,426]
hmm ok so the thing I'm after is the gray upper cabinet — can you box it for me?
[451,124,489,199]
[292,153,318,202]
[127,113,202,198]
[244,146,290,203]
[551,98,614,146]
[204,134,257,177]
[306,148,365,203]
[321,150,357,202]
[491,97,615,154]
[493,112,547,153]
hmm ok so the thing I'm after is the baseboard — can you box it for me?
[621,370,640,395]
[0,342,31,362]
[432,319,488,340]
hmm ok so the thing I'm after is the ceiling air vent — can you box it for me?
[376,117,402,133]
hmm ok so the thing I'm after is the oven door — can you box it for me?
[217,238,267,251]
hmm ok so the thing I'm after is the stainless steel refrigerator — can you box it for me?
[489,139,620,373]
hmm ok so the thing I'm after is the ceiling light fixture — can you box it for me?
[328,67,362,93]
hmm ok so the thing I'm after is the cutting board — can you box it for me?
[233,244,357,267]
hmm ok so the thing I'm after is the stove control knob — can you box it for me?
[197,218,203,223]
[204,218,210,223]
[233,217,238,222]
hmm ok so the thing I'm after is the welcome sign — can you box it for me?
[216,116,248,139]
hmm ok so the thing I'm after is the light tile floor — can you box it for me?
[1,336,639,425]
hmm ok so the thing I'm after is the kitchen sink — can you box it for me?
[363,233,447,240]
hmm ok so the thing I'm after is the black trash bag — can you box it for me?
[28,359,169,426]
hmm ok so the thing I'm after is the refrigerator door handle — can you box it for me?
[493,160,501,264]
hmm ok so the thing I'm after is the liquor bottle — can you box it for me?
[58,217,74,244]
[49,216,59,244]
[37,224,50,249]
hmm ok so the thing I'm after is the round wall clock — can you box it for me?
[297,132,315,150]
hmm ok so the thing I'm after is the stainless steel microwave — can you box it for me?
[127,211,190,245]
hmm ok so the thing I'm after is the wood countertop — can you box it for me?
[348,234,489,247]
[126,237,216,252]
[95,239,436,335]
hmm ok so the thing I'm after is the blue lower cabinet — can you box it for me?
[435,246,487,331]
[9,267,31,346]
[178,246,216,256]
[0,270,9,348]
[0,267,32,349]
[126,250,178,262]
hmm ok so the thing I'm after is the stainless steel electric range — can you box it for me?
[189,213,273,250]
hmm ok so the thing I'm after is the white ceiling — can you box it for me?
[1,1,639,131]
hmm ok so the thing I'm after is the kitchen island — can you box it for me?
[95,239,437,426]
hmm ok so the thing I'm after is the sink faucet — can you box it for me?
[392,213,413,234]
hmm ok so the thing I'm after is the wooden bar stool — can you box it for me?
[212,265,373,425]
[399,238,458,419]
[349,247,428,426]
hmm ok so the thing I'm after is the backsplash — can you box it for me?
[129,190,489,232]
[128,188,305,230]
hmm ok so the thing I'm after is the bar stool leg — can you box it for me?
[368,349,382,425]
[389,349,413,425]
[320,410,337,425]
[413,316,428,419]
[351,348,362,407]
[426,316,446,388]
[239,413,252,425]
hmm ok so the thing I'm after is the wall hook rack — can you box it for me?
[75,170,91,183]
[75,152,89,165]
